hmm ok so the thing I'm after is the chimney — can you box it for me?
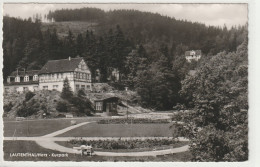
[69,56,71,61]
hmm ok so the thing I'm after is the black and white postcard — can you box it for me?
[1,2,259,167]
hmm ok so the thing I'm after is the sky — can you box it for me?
[3,3,248,28]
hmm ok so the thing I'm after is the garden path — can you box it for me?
[5,121,190,156]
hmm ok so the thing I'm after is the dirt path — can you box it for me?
[42,122,91,137]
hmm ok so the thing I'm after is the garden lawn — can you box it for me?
[3,118,98,137]
[58,122,173,137]
[4,140,192,161]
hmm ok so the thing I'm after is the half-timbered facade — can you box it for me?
[38,57,92,92]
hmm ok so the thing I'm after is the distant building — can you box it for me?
[95,69,101,83]
[4,57,92,93]
[185,50,201,62]
[4,70,39,93]
[107,68,120,82]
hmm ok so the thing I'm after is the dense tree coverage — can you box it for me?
[173,39,248,161]
[47,8,247,55]
[3,8,247,111]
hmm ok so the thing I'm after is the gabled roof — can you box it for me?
[185,50,202,56]
[39,57,84,74]
[9,70,39,77]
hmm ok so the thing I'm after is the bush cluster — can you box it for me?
[58,78,94,116]
[97,118,170,124]
[17,99,40,117]
[4,102,13,113]
[56,101,69,112]
[25,91,35,101]
[69,138,178,150]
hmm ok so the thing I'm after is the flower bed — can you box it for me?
[68,138,183,150]
[97,118,170,124]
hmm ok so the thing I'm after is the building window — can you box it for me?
[76,85,80,91]
[87,85,90,89]
[24,75,29,82]
[15,76,20,82]
[81,85,85,90]
[43,86,48,90]
[7,77,10,83]
[33,75,38,81]
[96,102,102,111]
[80,73,82,79]
[53,85,58,90]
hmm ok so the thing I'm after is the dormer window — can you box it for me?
[24,75,29,82]
[33,75,38,81]
[15,76,20,82]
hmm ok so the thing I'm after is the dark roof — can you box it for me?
[88,93,119,102]
[4,81,39,86]
[39,57,83,74]
[9,70,39,77]
[185,50,202,56]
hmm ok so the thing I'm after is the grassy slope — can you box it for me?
[58,122,173,137]
[4,140,192,161]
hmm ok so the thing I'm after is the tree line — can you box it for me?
[3,8,247,111]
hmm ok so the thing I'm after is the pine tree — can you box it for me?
[61,77,73,99]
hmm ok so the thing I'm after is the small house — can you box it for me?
[185,50,201,62]
[89,93,119,115]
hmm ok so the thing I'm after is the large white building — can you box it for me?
[4,57,92,93]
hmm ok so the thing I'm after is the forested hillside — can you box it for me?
[3,7,248,110]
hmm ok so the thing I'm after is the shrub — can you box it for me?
[97,118,170,124]
[61,77,73,100]
[56,101,68,112]
[70,96,94,116]
[4,102,13,113]
[17,105,37,117]
[25,91,35,101]
[77,89,86,97]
